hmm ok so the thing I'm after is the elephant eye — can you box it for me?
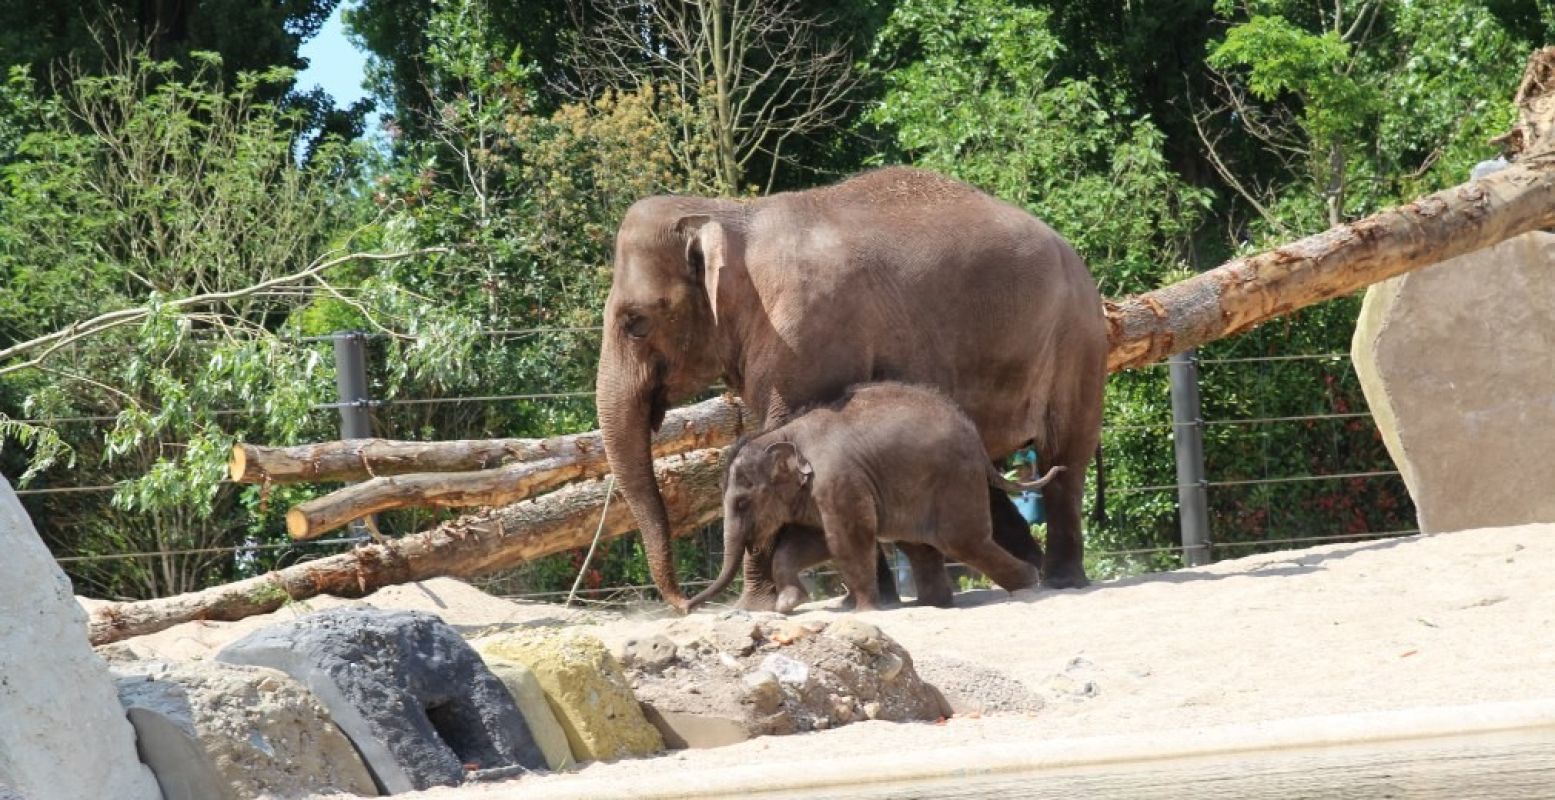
[622,312,651,340]
[734,497,750,513]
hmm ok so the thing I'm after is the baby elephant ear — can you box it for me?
[764,440,813,487]
[675,214,728,324]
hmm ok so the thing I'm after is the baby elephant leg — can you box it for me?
[942,532,1041,594]
[819,511,883,612]
[771,525,829,614]
[896,543,954,608]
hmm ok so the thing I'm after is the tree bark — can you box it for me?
[231,395,748,485]
[88,449,725,646]
[1105,159,1555,372]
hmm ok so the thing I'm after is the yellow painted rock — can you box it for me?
[474,630,662,762]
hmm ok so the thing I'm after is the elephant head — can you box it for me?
[597,196,741,611]
[688,438,813,610]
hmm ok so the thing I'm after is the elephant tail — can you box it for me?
[987,463,1066,494]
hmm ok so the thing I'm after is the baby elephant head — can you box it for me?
[687,438,813,610]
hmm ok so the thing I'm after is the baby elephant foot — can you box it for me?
[1040,562,1091,590]
[1009,587,1043,603]
[774,585,809,615]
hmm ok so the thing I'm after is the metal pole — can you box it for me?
[1169,350,1212,566]
[333,332,373,539]
[333,331,372,440]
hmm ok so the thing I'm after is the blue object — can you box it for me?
[1013,491,1046,525]
[1008,448,1046,524]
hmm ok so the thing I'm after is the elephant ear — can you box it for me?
[764,440,813,487]
[676,214,731,324]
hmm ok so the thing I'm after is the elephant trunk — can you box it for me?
[597,340,688,611]
[686,515,746,610]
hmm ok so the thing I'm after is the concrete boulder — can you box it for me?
[0,477,161,800]
[473,657,575,771]
[114,661,376,799]
[1352,231,1555,533]
[618,614,946,749]
[474,631,663,762]
[216,607,545,794]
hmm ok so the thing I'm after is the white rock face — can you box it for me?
[114,661,377,799]
[0,476,161,800]
[1352,232,1555,533]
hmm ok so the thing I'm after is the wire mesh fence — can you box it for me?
[7,327,1415,606]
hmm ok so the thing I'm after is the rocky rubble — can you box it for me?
[615,613,948,748]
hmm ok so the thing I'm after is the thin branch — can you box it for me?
[0,248,451,377]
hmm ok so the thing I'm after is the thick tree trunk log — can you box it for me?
[88,449,724,646]
[1105,161,1555,371]
[231,395,747,485]
[1107,46,1555,372]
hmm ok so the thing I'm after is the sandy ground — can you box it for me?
[105,525,1555,797]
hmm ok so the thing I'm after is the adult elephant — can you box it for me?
[597,166,1107,612]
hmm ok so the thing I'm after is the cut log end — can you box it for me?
[229,444,250,483]
[285,507,311,540]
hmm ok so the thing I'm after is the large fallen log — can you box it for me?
[231,395,748,485]
[88,449,724,646]
[279,396,746,540]
[1107,46,1555,371]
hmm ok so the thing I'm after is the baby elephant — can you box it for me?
[687,382,1063,613]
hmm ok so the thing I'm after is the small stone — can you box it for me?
[862,702,883,720]
[766,621,813,646]
[619,635,677,671]
[741,670,783,714]
[759,653,810,687]
[826,619,885,655]
[875,652,904,682]
[703,621,761,656]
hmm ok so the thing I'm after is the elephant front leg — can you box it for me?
[989,484,1043,568]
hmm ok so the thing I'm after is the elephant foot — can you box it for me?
[911,589,955,609]
[1040,561,1091,590]
[736,586,781,612]
[836,591,902,612]
[774,585,809,615]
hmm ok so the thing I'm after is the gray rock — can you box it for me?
[0,478,161,800]
[617,634,678,671]
[113,661,376,799]
[628,619,941,749]
[1353,231,1555,533]
[216,607,544,794]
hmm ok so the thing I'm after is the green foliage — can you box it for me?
[0,51,365,597]
[869,0,1211,296]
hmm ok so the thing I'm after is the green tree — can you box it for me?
[0,52,377,597]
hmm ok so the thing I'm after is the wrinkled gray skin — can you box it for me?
[691,383,1065,613]
[596,166,1107,612]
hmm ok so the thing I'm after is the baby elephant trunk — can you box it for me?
[987,464,1066,495]
[685,524,748,611]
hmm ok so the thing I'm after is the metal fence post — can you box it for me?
[1169,350,1212,566]
[333,331,373,539]
[333,331,372,440]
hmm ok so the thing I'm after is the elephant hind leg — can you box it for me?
[942,533,1040,594]
[897,543,954,608]
[989,483,1042,568]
